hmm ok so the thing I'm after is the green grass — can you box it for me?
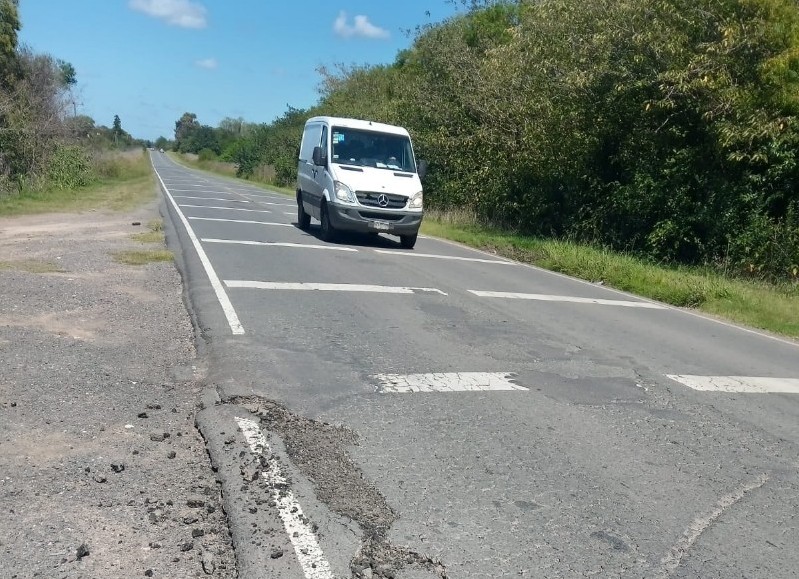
[0,260,65,274]
[0,151,155,216]
[112,249,173,265]
[421,210,799,338]
[131,218,165,243]
[169,153,295,196]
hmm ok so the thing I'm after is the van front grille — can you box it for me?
[358,211,405,222]
[356,191,408,209]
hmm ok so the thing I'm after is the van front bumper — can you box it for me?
[327,204,423,236]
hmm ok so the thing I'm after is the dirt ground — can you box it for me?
[0,202,236,578]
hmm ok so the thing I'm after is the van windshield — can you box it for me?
[331,127,417,173]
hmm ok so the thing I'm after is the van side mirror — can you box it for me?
[312,146,327,167]
[417,159,428,179]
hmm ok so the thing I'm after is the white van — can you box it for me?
[296,116,426,249]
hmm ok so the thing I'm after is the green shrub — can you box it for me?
[47,145,93,189]
[198,148,217,162]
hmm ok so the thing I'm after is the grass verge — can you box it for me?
[0,151,154,216]
[131,219,165,243]
[112,249,173,265]
[169,153,295,196]
[0,260,65,274]
[421,210,799,339]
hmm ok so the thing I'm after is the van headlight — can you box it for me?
[334,181,356,204]
[409,191,423,209]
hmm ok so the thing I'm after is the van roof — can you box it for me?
[305,116,410,137]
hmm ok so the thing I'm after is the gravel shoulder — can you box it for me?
[0,200,235,578]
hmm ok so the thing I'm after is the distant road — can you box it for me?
[153,151,799,579]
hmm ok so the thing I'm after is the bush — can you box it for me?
[198,148,217,162]
[726,207,799,282]
[47,145,93,189]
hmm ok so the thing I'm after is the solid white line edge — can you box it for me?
[152,158,245,334]
[235,417,334,579]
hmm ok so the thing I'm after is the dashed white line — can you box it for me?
[179,205,273,214]
[189,217,293,227]
[667,375,799,393]
[373,372,525,393]
[202,239,357,252]
[235,417,334,579]
[225,281,448,295]
[374,249,515,265]
[250,201,295,207]
[151,163,245,334]
[165,189,221,193]
[173,196,251,203]
[469,290,666,309]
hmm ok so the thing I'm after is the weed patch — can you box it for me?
[112,249,173,265]
[0,260,65,274]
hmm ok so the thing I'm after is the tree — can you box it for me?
[0,0,21,89]
[112,114,122,134]
[57,60,76,87]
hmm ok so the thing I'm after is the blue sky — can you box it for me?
[18,1,462,141]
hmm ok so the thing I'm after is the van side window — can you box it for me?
[299,123,322,161]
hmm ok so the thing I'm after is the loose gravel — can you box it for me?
[0,202,235,578]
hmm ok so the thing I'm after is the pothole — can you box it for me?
[228,395,448,578]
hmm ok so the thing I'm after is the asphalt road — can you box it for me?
[153,152,799,579]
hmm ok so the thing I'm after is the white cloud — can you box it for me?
[195,58,218,70]
[129,0,208,29]
[333,11,390,40]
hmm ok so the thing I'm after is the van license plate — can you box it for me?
[370,221,390,231]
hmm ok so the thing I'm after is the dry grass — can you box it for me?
[112,249,173,265]
[0,260,66,273]
[131,219,165,243]
[422,210,799,338]
[0,151,155,216]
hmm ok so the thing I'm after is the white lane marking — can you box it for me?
[469,290,666,309]
[179,204,272,214]
[251,201,295,207]
[168,189,222,193]
[189,217,293,227]
[429,235,799,350]
[667,375,799,393]
[235,417,334,579]
[236,192,294,202]
[374,249,515,265]
[151,162,245,335]
[285,212,296,216]
[203,239,357,252]
[373,372,526,393]
[225,281,448,295]
[173,195,251,203]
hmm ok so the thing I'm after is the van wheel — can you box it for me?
[320,203,337,242]
[400,233,417,249]
[297,195,310,230]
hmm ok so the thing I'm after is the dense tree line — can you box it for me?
[174,0,799,280]
[0,0,142,194]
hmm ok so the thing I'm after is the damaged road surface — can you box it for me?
[156,153,799,578]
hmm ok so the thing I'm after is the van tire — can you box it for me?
[297,194,311,230]
[400,233,417,249]
[320,203,337,242]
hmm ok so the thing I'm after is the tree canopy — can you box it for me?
[170,0,799,280]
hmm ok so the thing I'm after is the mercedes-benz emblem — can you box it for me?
[377,194,389,207]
